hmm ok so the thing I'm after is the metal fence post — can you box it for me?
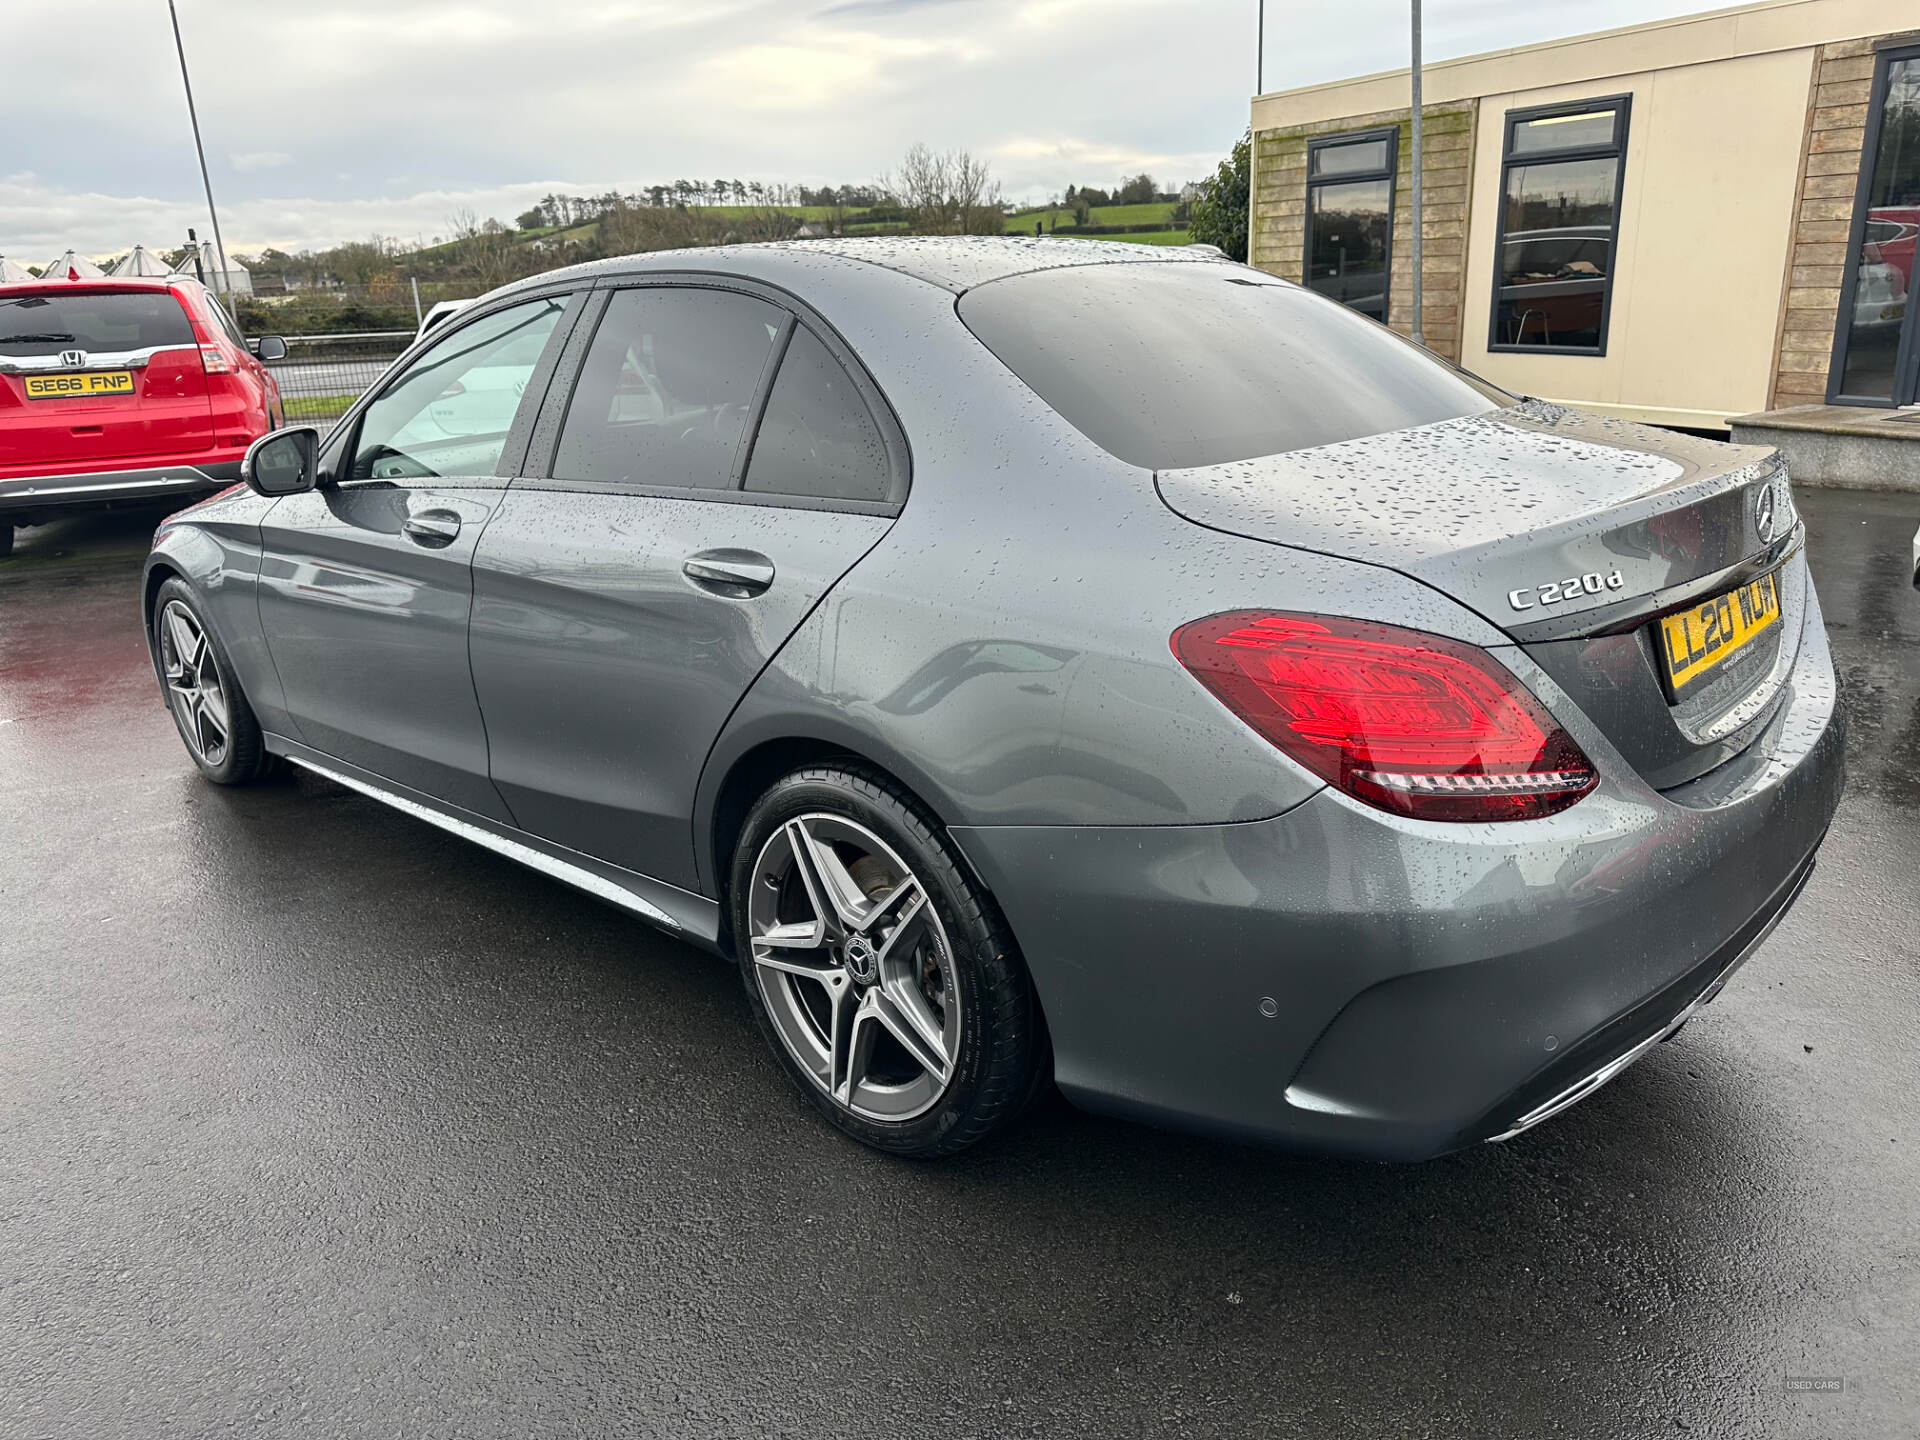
[410,276,423,330]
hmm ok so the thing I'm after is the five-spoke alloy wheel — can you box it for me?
[749,813,959,1123]
[732,765,1045,1156]
[150,578,274,786]
[159,599,232,769]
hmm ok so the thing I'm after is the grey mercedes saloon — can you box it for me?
[142,237,1843,1160]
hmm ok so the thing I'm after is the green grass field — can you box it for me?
[282,393,360,423]
[1007,200,1180,231]
[682,204,839,220]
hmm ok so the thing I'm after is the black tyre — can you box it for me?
[152,578,276,785]
[731,763,1044,1157]
[0,522,13,558]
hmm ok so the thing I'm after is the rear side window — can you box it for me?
[744,328,891,503]
[958,263,1510,470]
[553,287,783,489]
[206,295,250,349]
[0,291,195,356]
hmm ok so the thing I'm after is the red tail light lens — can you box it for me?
[1171,611,1597,822]
[144,347,209,398]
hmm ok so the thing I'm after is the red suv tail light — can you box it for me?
[1171,611,1597,822]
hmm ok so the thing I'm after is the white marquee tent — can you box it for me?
[38,250,105,280]
[110,245,172,277]
[169,240,251,297]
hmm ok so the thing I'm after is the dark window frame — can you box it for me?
[1303,126,1399,322]
[518,273,911,517]
[1825,40,1920,408]
[1486,93,1632,357]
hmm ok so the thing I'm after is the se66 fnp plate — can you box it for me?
[1658,572,1780,696]
[24,370,134,399]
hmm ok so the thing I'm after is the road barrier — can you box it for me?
[264,330,413,428]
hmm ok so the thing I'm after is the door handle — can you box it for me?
[683,549,775,598]
[403,508,462,548]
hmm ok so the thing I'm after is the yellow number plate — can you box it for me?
[1658,573,1781,695]
[24,370,134,399]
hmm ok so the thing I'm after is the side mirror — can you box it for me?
[243,426,320,497]
[252,335,289,362]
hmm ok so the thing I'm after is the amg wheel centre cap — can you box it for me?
[842,936,879,985]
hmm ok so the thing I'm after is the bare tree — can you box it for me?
[447,208,522,288]
[880,144,1004,236]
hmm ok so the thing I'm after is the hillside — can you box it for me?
[1006,200,1189,245]
[235,194,1192,336]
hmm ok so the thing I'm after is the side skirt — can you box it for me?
[267,735,723,950]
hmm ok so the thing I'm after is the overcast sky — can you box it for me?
[4,0,1713,261]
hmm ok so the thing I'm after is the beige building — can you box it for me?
[1248,0,1920,462]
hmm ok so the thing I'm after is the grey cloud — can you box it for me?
[816,0,983,17]
[2,0,1709,256]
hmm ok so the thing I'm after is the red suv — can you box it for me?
[0,277,285,556]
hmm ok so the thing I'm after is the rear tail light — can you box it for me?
[146,347,209,397]
[198,345,232,374]
[1171,611,1597,822]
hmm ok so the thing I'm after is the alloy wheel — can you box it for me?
[158,600,231,767]
[747,814,960,1123]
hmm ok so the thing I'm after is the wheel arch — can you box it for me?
[705,726,1056,1105]
[697,722,978,954]
[142,558,186,630]
[140,559,188,691]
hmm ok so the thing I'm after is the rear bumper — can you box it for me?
[951,587,1845,1162]
[1478,842,1814,1143]
[0,460,240,519]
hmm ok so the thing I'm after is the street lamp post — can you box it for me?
[167,0,232,306]
[1410,0,1425,347]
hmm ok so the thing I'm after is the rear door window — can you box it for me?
[958,262,1510,470]
[0,291,195,356]
[552,287,784,490]
[743,328,892,504]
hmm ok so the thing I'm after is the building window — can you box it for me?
[1489,96,1631,354]
[1829,45,1920,406]
[1305,129,1397,323]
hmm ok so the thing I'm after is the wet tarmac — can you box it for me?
[1,490,1916,1438]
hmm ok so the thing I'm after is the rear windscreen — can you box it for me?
[958,262,1511,470]
[0,291,196,357]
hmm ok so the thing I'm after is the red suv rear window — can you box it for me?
[0,291,196,357]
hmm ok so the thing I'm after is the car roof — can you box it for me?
[485,234,1228,305]
[0,276,204,298]
[762,235,1223,293]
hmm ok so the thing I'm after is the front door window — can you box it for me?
[347,296,568,480]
